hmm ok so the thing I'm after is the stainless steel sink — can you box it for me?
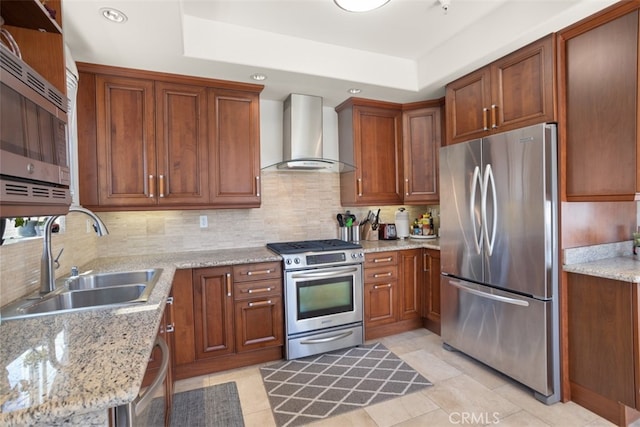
[66,269,159,290]
[0,268,162,321]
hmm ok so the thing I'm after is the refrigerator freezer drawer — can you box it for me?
[441,277,553,397]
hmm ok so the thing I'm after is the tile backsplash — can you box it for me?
[0,171,436,306]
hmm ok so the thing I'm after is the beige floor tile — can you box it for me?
[392,408,460,427]
[364,391,439,427]
[173,374,209,394]
[309,408,378,427]
[400,348,462,383]
[495,410,551,426]
[493,382,614,427]
[425,374,520,421]
[243,408,277,427]
[234,370,272,414]
[433,347,511,391]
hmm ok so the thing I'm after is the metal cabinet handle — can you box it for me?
[491,104,498,129]
[482,108,489,131]
[255,176,260,197]
[165,296,175,333]
[247,287,272,294]
[247,269,272,276]
[373,283,392,289]
[148,174,155,198]
[357,178,363,196]
[373,257,393,263]
[158,174,165,198]
[373,272,392,278]
[423,252,429,272]
[226,273,232,297]
[404,178,409,196]
[248,300,272,307]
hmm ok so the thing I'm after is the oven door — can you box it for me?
[285,264,363,336]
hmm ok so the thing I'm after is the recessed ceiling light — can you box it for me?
[334,0,390,12]
[250,73,267,81]
[348,88,362,94]
[100,7,128,23]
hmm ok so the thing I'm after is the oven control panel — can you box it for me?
[281,249,364,270]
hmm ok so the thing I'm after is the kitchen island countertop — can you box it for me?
[0,242,440,426]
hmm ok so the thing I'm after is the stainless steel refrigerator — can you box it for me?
[439,122,560,404]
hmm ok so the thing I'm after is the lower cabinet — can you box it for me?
[568,273,640,426]
[422,249,441,335]
[363,250,423,340]
[172,262,284,380]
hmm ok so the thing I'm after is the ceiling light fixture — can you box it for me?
[250,73,267,81]
[348,88,362,94]
[334,0,390,13]
[100,7,128,23]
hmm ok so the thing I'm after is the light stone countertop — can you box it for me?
[563,255,640,283]
[0,242,440,426]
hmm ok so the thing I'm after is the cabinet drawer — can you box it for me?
[364,251,397,268]
[234,278,282,301]
[233,262,281,282]
[364,266,398,283]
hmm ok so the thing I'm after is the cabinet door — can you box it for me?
[402,107,441,202]
[208,89,261,207]
[95,75,157,206]
[560,7,640,201]
[364,280,397,328]
[353,106,403,205]
[172,269,196,367]
[491,34,555,133]
[234,295,283,353]
[423,249,441,335]
[398,249,422,321]
[156,82,209,205]
[445,67,492,144]
[193,267,235,360]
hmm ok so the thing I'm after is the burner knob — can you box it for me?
[359,252,364,258]
[285,259,292,265]
[294,257,301,264]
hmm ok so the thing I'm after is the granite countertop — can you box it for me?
[563,256,640,283]
[0,242,440,426]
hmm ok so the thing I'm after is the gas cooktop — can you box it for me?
[266,239,361,255]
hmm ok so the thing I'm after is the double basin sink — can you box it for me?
[1,269,162,321]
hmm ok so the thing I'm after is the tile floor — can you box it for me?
[173,329,617,427]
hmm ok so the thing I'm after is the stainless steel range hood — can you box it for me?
[262,93,353,172]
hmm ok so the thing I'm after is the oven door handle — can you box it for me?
[300,330,353,344]
[291,266,360,279]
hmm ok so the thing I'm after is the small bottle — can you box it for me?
[413,219,421,235]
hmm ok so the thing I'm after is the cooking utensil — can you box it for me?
[337,214,344,227]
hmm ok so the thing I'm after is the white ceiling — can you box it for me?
[62,0,618,107]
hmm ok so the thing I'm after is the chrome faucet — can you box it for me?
[40,206,109,294]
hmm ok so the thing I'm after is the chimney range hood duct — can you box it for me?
[262,93,353,171]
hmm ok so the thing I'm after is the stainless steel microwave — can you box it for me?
[0,44,71,217]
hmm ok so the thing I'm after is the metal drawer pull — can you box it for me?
[255,176,260,197]
[373,283,392,289]
[148,174,155,198]
[491,104,498,129]
[226,273,232,297]
[247,269,272,276]
[483,107,489,131]
[357,178,363,196]
[300,330,353,344]
[247,287,272,294]
[248,300,272,307]
[373,257,393,263]
[373,272,392,278]
[159,174,165,198]
[404,178,409,196]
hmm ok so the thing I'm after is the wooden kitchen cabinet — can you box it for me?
[192,266,235,360]
[559,2,640,201]
[364,250,424,340]
[336,98,403,206]
[422,249,441,335]
[1,0,66,94]
[445,34,555,145]
[172,263,283,380]
[76,63,263,210]
[402,101,443,203]
[567,273,640,426]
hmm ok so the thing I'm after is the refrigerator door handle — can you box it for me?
[470,165,483,254]
[448,280,530,307]
[482,163,498,256]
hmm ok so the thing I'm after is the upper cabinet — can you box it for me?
[559,2,640,202]
[336,98,404,206]
[445,34,556,145]
[77,64,263,211]
[402,100,443,203]
[1,0,65,94]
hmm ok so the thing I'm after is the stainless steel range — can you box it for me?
[266,239,365,360]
